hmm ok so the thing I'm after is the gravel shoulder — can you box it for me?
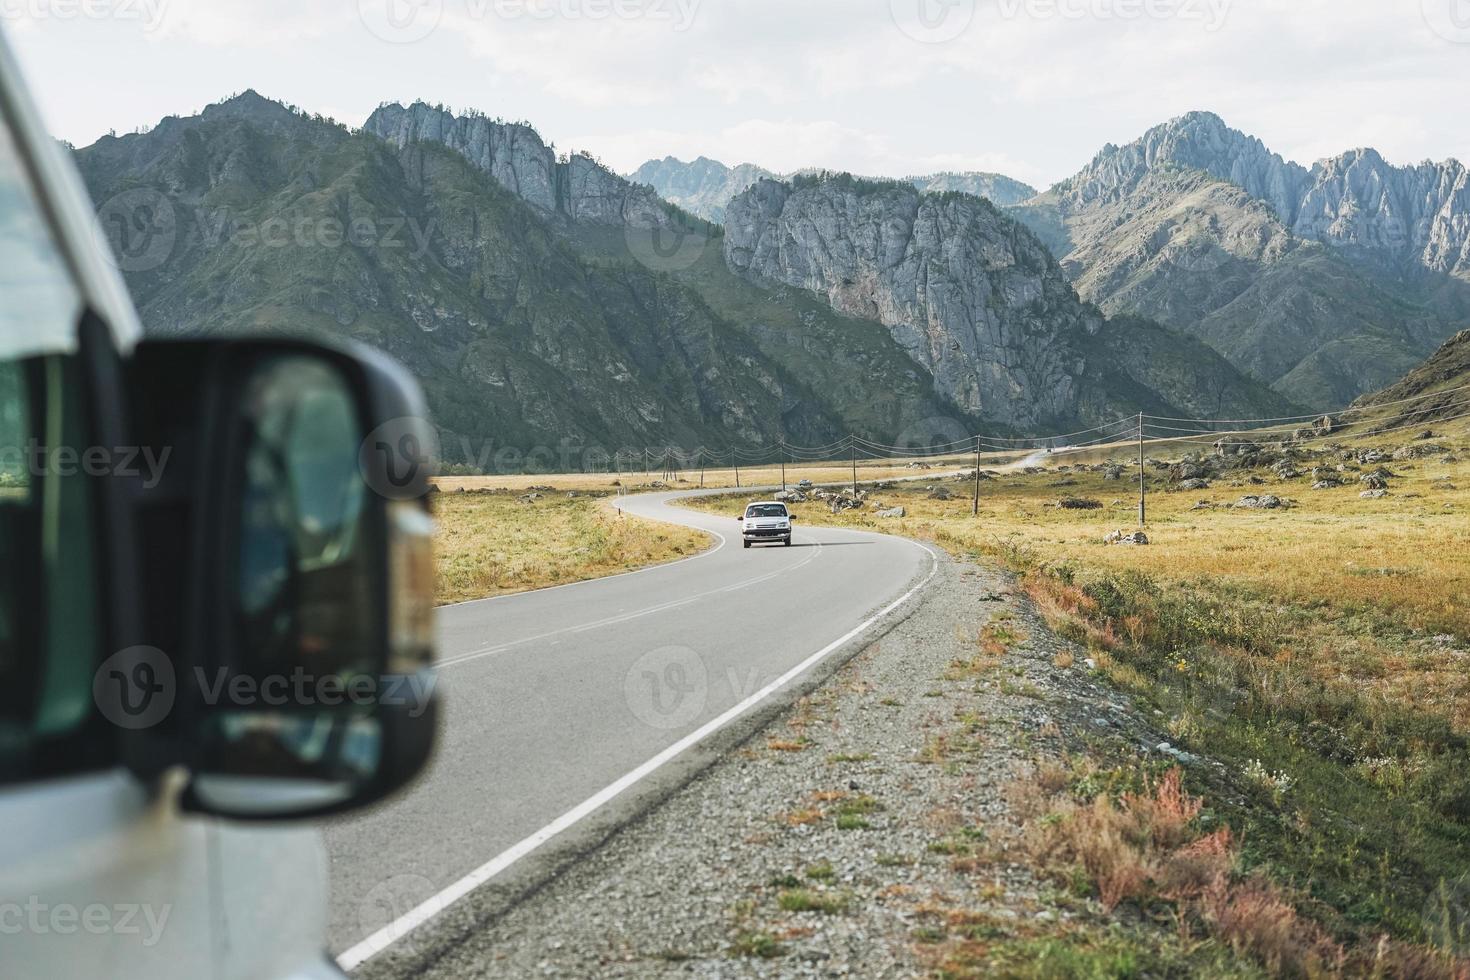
[378,548,1164,979]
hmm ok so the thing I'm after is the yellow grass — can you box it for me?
[432,453,993,495]
[432,489,709,604]
[684,424,1470,727]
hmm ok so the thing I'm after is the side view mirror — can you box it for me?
[124,338,438,821]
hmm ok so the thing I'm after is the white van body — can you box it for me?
[0,25,343,980]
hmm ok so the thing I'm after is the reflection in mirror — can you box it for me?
[234,356,375,682]
[190,712,382,816]
[192,354,391,814]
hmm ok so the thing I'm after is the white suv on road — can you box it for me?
[741,502,793,548]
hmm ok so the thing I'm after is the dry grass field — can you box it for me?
[432,489,709,605]
[684,421,1470,968]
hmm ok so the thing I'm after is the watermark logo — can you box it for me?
[0,897,172,947]
[890,0,975,43]
[93,646,176,731]
[0,441,170,488]
[197,209,438,260]
[623,213,708,273]
[360,417,442,500]
[94,189,176,273]
[0,0,169,31]
[358,0,443,43]
[358,874,443,943]
[1423,0,1470,43]
[93,653,436,730]
[624,646,707,730]
[993,0,1230,31]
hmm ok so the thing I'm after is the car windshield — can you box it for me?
[746,504,787,518]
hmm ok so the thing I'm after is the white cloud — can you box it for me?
[8,0,1470,185]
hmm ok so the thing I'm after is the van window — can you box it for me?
[0,106,106,784]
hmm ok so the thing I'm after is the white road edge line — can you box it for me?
[336,538,941,973]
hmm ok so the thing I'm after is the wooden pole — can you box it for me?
[973,435,981,517]
[734,448,740,489]
[850,435,858,496]
[780,439,786,492]
[1137,412,1147,527]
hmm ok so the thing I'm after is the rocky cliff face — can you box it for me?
[632,157,1039,224]
[365,101,675,230]
[1050,111,1470,284]
[630,156,776,224]
[1012,112,1470,408]
[908,172,1037,207]
[725,174,1290,429]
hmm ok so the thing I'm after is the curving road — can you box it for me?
[325,487,937,971]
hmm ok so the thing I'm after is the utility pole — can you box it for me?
[644,447,650,476]
[850,435,858,496]
[973,435,982,517]
[780,439,786,492]
[699,448,705,488]
[733,448,740,489]
[1137,412,1147,527]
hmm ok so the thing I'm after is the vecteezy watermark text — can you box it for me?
[94,647,436,731]
[995,0,1230,30]
[358,0,701,44]
[0,0,168,30]
[0,441,170,488]
[0,898,172,947]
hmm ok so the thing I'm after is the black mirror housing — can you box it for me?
[125,337,439,821]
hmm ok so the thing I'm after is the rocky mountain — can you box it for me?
[906,171,1036,207]
[1350,328,1470,431]
[630,157,776,224]
[75,93,867,461]
[632,156,1037,224]
[364,101,678,232]
[1012,112,1470,409]
[724,173,1292,430]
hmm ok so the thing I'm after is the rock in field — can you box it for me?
[1233,494,1284,509]
[875,506,906,518]
[1104,530,1149,545]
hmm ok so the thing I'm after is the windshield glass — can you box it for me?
[745,504,787,518]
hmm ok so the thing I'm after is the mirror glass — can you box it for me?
[192,354,385,814]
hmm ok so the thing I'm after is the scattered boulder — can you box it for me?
[875,506,906,518]
[1169,461,1210,482]
[928,486,953,501]
[1360,489,1389,499]
[905,462,932,470]
[1313,415,1336,435]
[1102,464,1124,481]
[1394,443,1448,461]
[796,479,814,491]
[1190,500,1216,511]
[1104,530,1149,546]
[1056,497,1103,510]
[1359,471,1389,491]
[517,492,543,503]
[1233,494,1284,510]
[773,489,806,503]
[1179,478,1212,491]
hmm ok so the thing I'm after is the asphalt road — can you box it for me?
[324,486,936,970]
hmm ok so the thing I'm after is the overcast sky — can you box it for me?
[6,0,1469,188]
